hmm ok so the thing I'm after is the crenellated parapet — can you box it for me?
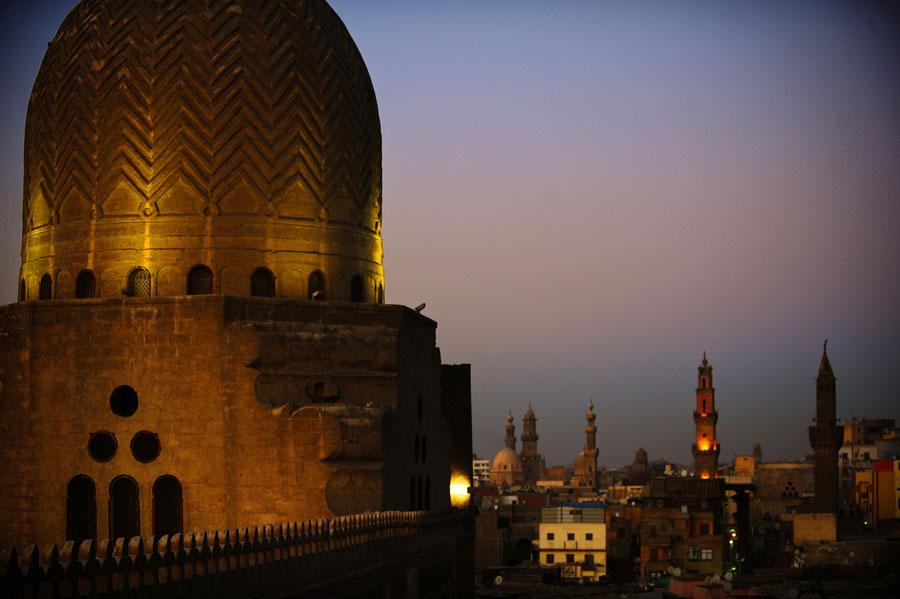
[0,510,460,598]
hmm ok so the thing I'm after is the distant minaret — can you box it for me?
[505,412,516,450]
[808,341,842,514]
[520,405,542,485]
[582,400,599,488]
[692,352,720,479]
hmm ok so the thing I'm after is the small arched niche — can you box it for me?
[250,267,276,297]
[75,269,97,298]
[153,475,183,537]
[66,475,97,543]
[186,264,213,295]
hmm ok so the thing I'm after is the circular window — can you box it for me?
[88,431,117,462]
[109,385,139,417]
[131,431,161,463]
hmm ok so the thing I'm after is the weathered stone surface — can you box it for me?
[0,297,453,547]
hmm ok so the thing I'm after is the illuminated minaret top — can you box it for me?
[692,352,721,479]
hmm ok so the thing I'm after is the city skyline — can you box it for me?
[1,0,898,467]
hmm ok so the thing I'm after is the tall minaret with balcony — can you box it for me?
[692,352,720,478]
[520,405,542,485]
[809,341,842,514]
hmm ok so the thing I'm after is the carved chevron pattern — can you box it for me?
[24,0,382,231]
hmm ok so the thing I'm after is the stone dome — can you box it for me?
[20,0,384,303]
[491,447,522,471]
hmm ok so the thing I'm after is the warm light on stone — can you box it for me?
[449,474,470,508]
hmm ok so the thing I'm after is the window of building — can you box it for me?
[376,282,384,304]
[421,437,427,461]
[250,268,276,297]
[128,267,151,297]
[131,431,161,463]
[565,554,574,563]
[699,522,710,536]
[109,385,139,417]
[425,476,431,510]
[688,546,698,561]
[701,548,713,561]
[546,532,555,540]
[584,553,594,565]
[186,265,212,295]
[66,475,97,543]
[409,477,416,510]
[153,475,183,537]
[308,270,325,299]
[350,274,363,303]
[545,554,555,564]
[650,525,657,538]
[39,273,52,300]
[414,436,420,462]
[567,532,575,541]
[109,476,140,540]
[75,270,97,298]
[87,431,117,462]
[18,279,26,301]
[585,532,593,541]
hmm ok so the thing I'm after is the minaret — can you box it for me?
[582,400,599,488]
[808,341,842,514]
[520,405,541,485]
[692,352,720,479]
[504,412,516,450]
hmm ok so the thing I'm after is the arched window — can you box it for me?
[39,273,52,300]
[186,265,212,295]
[128,268,151,297]
[350,274,363,303]
[376,282,384,304]
[425,476,431,510]
[75,270,97,298]
[307,270,325,300]
[66,475,97,543]
[417,476,424,510]
[109,476,140,540]
[18,279,26,302]
[153,475,183,537]
[250,268,276,297]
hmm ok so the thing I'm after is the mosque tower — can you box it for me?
[505,412,517,450]
[809,342,842,514]
[573,400,598,488]
[520,405,544,485]
[692,352,720,479]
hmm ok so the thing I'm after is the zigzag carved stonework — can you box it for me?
[21,0,384,300]
[25,0,381,227]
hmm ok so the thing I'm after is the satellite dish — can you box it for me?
[667,566,674,574]
[724,572,733,582]
[494,575,503,586]
[711,575,721,584]
[673,567,682,577]
[723,582,732,592]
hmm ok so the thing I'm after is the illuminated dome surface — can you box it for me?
[21,0,383,301]
[491,447,523,474]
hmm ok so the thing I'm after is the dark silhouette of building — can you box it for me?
[692,352,720,478]
[573,401,599,488]
[809,342,842,514]
[630,447,650,483]
[520,405,545,486]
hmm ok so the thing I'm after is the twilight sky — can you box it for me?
[1,1,898,469]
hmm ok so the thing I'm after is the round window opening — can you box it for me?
[109,385,139,417]
[88,431,117,462]
[131,431,161,463]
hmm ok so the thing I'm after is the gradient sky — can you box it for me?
[1,1,898,469]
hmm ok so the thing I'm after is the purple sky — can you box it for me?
[1,1,898,468]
